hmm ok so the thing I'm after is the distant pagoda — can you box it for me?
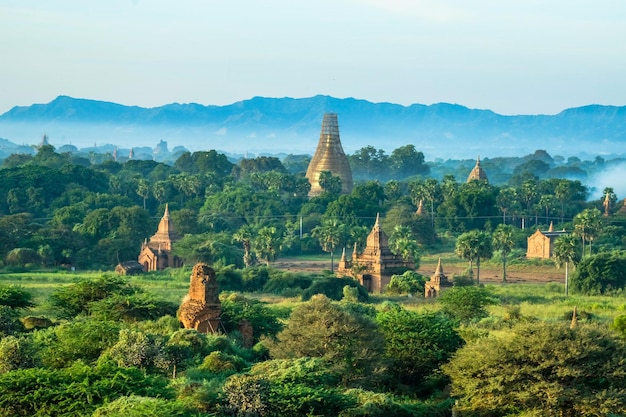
[467,155,488,182]
[305,113,353,197]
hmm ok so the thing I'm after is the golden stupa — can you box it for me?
[305,113,353,196]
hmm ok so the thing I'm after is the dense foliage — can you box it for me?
[0,144,625,415]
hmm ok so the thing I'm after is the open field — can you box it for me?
[1,254,624,324]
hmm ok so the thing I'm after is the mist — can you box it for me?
[587,161,626,201]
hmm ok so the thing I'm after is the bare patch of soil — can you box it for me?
[274,257,564,284]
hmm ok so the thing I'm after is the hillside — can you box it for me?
[1,95,625,158]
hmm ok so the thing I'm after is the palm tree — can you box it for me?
[492,224,515,282]
[573,208,602,257]
[553,234,580,296]
[233,225,254,268]
[311,218,346,272]
[254,226,280,266]
[389,225,420,269]
[455,230,493,285]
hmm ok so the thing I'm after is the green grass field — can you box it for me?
[1,260,624,325]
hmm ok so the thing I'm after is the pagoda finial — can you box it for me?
[353,241,358,256]
[340,247,346,263]
[548,221,554,232]
[374,213,380,228]
[164,203,170,219]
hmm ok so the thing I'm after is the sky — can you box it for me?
[1,0,626,116]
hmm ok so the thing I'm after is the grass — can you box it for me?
[2,260,626,326]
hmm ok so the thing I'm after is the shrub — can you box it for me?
[571,251,626,295]
[301,277,368,302]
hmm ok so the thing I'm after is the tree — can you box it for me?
[312,218,346,272]
[553,234,580,296]
[573,208,602,257]
[389,225,420,268]
[233,225,254,268]
[136,178,150,209]
[492,224,515,282]
[443,322,626,416]
[389,144,429,178]
[268,295,385,385]
[570,251,626,295]
[439,286,496,323]
[318,171,342,195]
[602,186,617,216]
[455,230,493,284]
[254,226,281,266]
[409,178,440,230]
[377,305,463,386]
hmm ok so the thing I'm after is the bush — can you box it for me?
[301,277,369,302]
[242,266,270,292]
[0,362,171,417]
[571,251,626,295]
[262,271,314,295]
[92,395,198,417]
[385,271,427,295]
[0,285,34,309]
[439,286,497,324]
[220,293,283,342]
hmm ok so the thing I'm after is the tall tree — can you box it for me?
[254,226,281,266]
[455,230,493,284]
[311,218,346,272]
[573,208,602,257]
[492,224,515,282]
[552,234,580,296]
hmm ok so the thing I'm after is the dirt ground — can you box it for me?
[273,258,564,285]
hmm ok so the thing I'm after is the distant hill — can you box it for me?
[1,95,625,159]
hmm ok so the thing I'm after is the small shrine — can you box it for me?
[177,263,224,334]
[424,258,452,297]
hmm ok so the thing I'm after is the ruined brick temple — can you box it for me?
[305,113,353,197]
[178,263,223,334]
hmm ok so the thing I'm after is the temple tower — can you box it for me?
[305,113,353,197]
[467,156,488,182]
[138,204,183,271]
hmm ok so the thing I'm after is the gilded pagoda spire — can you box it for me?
[305,113,353,197]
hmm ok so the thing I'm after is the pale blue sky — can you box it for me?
[1,0,625,115]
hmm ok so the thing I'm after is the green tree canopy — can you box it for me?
[443,322,626,417]
[268,294,385,385]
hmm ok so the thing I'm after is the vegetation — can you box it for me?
[1,144,626,415]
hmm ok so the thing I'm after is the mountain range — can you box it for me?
[1,95,625,159]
